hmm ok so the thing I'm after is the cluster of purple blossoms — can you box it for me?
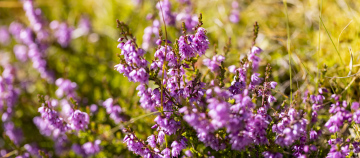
[115,23,210,157]
[116,20,286,156]
[38,99,90,133]
[0,65,23,146]
[352,102,360,123]
[0,65,19,116]
[111,9,360,157]
[136,84,162,110]
[102,98,129,123]
[22,0,49,41]
[178,27,209,60]
[153,45,178,68]
[77,16,92,36]
[38,103,70,133]
[310,88,327,110]
[229,1,240,23]
[154,115,181,135]
[72,140,101,157]
[156,0,176,26]
[123,134,153,157]
[142,20,160,50]
[9,19,54,82]
[1,1,99,157]
[13,44,29,62]
[23,144,43,157]
[115,39,149,84]
[325,96,352,133]
[55,78,78,99]
[247,46,262,71]
[327,139,350,158]
[262,151,283,158]
[4,122,23,145]
[272,108,308,147]
[33,115,70,155]
[124,133,187,158]
[68,110,90,131]
[50,21,73,47]
[203,55,225,72]
[35,96,90,154]
[0,26,10,45]
[14,24,54,82]
[176,8,198,30]
[33,116,53,137]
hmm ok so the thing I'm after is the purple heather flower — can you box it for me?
[124,134,151,156]
[82,140,101,156]
[192,27,209,55]
[229,10,240,23]
[178,35,195,60]
[38,105,69,132]
[325,113,342,133]
[262,151,283,158]
[4,122,23,145]
[327,140,349,158]
[203,55,225,72]
[68,110,89,131]
[171,140,186,157]
[51,22,73,47]
[351,102,359,110]
[24,143,41,156]
[72,144,86,156]
[33,116,52,136]
[247,46,262,71]
[13,44,28,62]
[208,98,231,129]
[78,16,91,35]
[142,20,159,50]
[229,80,246,95]
[147,135,157,148]
[156,131,165,145]
[267,95,277,103]
[251,73,262,85]
[185,150,193,157]
[9,22,24,41]
[22,0,49,41]
[270,81,277,89]
[251,46,263,54]
[154,116,180,135]
[353,110,360,124]
[309,129,318,140]
[102,98,128,123]
[161,148,171,158]
[156,0,176,25]
[229,1,240,23]
[176,9,198,30]
[90,104,98,113]
[318,87,328,94]
[55,78,77,99]
[0,26,10,45]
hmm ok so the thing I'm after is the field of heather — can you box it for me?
[1,0,360,157]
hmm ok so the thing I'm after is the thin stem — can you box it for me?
[109,111,161,133]
[317,0,323,91]
[319,17,345,66]
[158,0,169,111]
[283,0,292,103]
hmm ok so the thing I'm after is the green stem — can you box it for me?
[317,0,323,91]
[319,17,345,66]
[283,0,292,103]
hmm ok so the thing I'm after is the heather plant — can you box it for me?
[112,16,360,157]
[1,0,360,158]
